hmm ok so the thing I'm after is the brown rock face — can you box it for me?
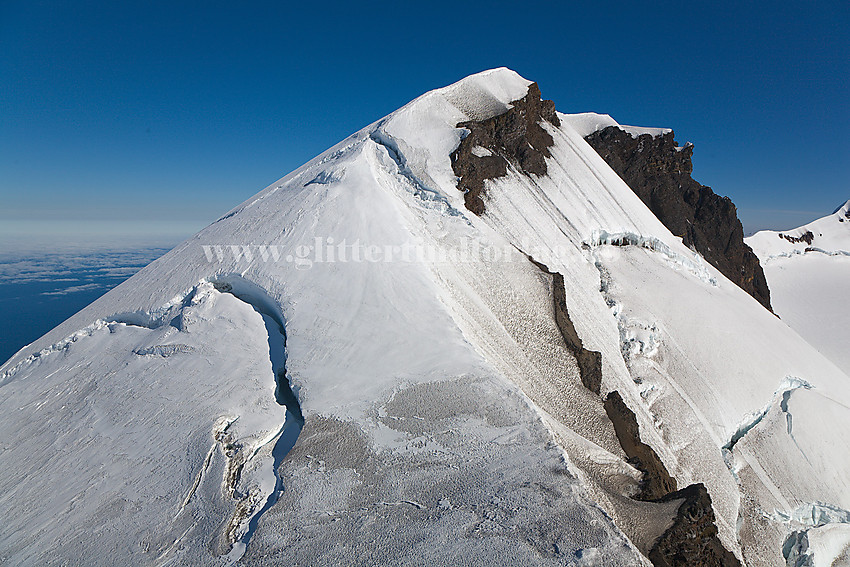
[451,83,560,214]
[529,256,603,395]
[779,230,814,245]
[584,126,772,311]
[553,270,603,395]
[603,391,740,566]
[649,484,742,567]
[603,391,677,501]
[455,86,744,565]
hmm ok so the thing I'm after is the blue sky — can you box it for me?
[1,0,848,245]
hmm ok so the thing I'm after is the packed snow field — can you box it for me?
[1,69,848,566]
[747,201,850,375]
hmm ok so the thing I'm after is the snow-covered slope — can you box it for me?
[0,69,646,567]
[748,200,850,259]
[559,111,673,140]
[746,201,850,374]
[2,69,849,566]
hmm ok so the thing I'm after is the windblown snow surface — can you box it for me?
[746,200,850,376]
[1,69,849,566]
[559,112,673,140]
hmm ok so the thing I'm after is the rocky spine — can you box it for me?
[584,126,772,311]
[451,83,560,214]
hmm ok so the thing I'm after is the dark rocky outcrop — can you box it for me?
[528,253,738,565]
[584,126,772,311]
[551,272,602,395]
[467,91,744,565]
[779,230,814,245]
[451,83,560,214]
[648,484,742,567]
[529,256,602,394]
[603,391,740,566]
[603,391,677,501]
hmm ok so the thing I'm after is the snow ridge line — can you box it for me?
[0,320,108,387]
[586,230,718,286]
[238,134,368,213]
[0,286,198,387]
[368,124,465,218]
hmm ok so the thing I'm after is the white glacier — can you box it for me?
[0,68,848,566]
[746,200,850,374]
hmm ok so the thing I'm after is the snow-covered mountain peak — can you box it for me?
[747,198,850,259]
[745,200,850,377]
[419,67,533,121]
[2,71,849,567]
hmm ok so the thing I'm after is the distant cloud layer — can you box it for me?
[0,248,170,285]
[41,283,103,296]
[0,246,171,365]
